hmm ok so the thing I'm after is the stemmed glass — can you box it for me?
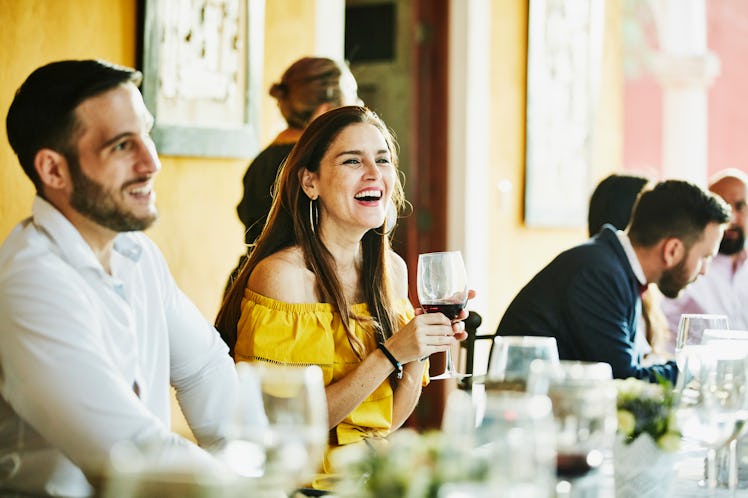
[675,314,729,364]
[674,344,748,490]
[417,251,469,380]
[700,331,748,489]
[486,336,559,392]
[223,362,329,494]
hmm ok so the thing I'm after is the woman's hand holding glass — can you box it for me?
[381,290,473,370]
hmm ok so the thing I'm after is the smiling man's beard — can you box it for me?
[658,255,693,298]
[719,226,746,256]
[68,155,157,232]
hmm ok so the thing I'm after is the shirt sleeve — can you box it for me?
[141,237,251,451]
[565,268,678,384]
[0,256,219,478]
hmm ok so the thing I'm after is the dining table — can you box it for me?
[553,441,748,498]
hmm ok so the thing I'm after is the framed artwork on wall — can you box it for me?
[141,0,264,158]
[524,0,605,227]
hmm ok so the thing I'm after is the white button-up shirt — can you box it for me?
[616,230,653,359]
[0,197,240,497]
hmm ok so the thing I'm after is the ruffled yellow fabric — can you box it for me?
[234,289,427,453]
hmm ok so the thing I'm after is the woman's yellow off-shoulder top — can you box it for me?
[234,288,428,449]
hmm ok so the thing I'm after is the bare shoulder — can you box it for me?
[387,250,409,300]
[247,247,317,303]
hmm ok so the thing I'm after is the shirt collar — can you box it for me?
[616,229,647,287]
[31,196,143,271]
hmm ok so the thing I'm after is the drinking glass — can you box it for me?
[417,251,469,380]
[486,336,559,392]
[675,344,748,489]
[703,329,748,343]
[675,314,729,363]
[700,331,748,489]
[223,362,328,493]
[528,360,617,480]
[474,392,557,497]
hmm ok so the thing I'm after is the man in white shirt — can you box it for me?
[0,59,253,496]
[661,169,748,349]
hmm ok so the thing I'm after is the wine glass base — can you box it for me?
[430,372,472,380]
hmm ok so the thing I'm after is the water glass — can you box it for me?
[223,362,328,493]
[475,391,557,497]
[486,336,559,392]
[676,314,729,361]
[528,361,617,480]
[675,344,748,489]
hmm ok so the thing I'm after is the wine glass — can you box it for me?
[528,360,617,481]
[674,344,748,490]
[675,314,729,364]
[486,336,559,392]
[223,362,328,494]
[702,329,748,343]
[475,391,557,496]
[417,251,469,380]
[700,331,748,489]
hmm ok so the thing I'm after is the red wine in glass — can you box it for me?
[417,251,469,380]
[421,301,467,320]
[556,450,603,478]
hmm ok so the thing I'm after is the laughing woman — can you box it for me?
[215,106,469,478]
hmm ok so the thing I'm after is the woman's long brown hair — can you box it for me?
[216,106,406,358]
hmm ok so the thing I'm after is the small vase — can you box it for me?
[613,434,676,498]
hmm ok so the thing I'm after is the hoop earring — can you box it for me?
[309,198,319,233]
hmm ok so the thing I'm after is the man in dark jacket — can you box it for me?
[497,180,730,382]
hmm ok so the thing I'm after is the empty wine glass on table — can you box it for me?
[417,251,469,380]
[675,343,748,490]
[700,330,748,489]
[223,362,328,495]
[675,314,729,364]
[486,336,559,392]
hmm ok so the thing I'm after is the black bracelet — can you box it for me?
[377,343,403,380]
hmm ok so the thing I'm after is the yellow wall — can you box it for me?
[0,0,138,245]
[483,0,622,332]
[0,0,321,321]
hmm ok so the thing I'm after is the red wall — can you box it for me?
[623,0,748,182]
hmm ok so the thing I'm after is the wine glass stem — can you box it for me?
[445,349,457,375]
[706,447,718,489]
[728,438,738,490]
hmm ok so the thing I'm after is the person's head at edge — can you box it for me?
[6,59,160,239]
[217,105,404,356]
[708,168,748,256]
[627,180,731,299]
[272,57,361,131]
[588,173,649,237]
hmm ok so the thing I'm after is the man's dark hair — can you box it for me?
[588,173,649,237]
[6,59,142,192]
[628,179,731,248]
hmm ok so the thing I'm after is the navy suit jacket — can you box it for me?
[496,226,678,383]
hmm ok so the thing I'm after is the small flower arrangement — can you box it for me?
[331,429,488,498]
[614,376,680,452]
